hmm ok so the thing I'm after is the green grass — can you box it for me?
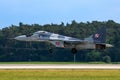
[0,61,119,64]
[0,70,119,80]
[0,61,109,64]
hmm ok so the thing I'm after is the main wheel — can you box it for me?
[71,48,77,54]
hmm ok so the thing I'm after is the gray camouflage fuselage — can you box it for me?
[15,29,113,50]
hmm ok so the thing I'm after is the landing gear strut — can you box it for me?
[48,43,54,54]
[71,48,77,63]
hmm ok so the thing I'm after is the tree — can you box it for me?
[103,56,111,63]
[85,51,101,62]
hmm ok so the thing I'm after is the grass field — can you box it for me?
[0,61,120,64]
[0,61,106,64]
[0,69,119,80]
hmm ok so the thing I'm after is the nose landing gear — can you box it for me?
[48,48,54,54]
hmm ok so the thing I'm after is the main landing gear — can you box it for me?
[71,48,77,54]
[48,47,77,62]
[49,47,78,54]
[71,48,77,63]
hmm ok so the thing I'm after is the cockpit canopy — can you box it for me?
[34,31,48,34]
[33,31,53,37]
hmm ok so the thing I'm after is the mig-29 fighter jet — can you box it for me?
[14,27,113,54]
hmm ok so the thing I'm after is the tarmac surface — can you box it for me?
[0,64,120,69]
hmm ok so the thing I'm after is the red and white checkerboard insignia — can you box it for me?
[55,41,60,45]
[95,33,99,38]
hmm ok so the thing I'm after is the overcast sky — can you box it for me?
[0,0,120,28]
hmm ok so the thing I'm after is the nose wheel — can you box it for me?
[48,48,53,53]
[48,48,55,54]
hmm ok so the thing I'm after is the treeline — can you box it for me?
[0,20,120,62]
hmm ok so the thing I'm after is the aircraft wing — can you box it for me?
[63,39,85,43]
[49,38,86,48]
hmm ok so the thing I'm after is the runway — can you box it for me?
[0,64,120,69]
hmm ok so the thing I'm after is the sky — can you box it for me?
[0,0,120,28]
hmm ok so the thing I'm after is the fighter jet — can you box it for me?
[14,27,113,54]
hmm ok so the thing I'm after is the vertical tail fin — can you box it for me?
[93,27,106,43]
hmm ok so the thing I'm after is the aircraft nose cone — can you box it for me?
[14,36,20,40]
[14,35,26,40]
